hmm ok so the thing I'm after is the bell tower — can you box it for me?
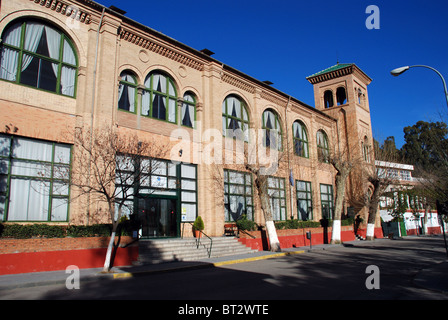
[306,63,374,164]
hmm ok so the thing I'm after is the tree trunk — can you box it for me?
[257,174,281,252]
[366,223,375,241]
[266,221,281,252]
[260,188,281,252]
[103,231,116,272]
[366,180,381,241]
[423,204,430,235]
[331,173,346,244]
[103,204,120,272]
[331,219,342,244]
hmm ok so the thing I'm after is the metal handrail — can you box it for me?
[238,228,257,239]
[183,222,213,258]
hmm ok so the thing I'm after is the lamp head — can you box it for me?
[390,66,410,77]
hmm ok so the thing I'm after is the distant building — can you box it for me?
[377,161,442,235]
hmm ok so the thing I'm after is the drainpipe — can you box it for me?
[91,8,106,128]
[284,96,294,219]
[338,108,350,218]
[86,7,105,225]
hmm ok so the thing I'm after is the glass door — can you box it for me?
[138,197,178,238]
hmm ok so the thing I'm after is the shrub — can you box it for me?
[0,224,66,239]
[236,215,258,231]
[274,218,356,229]
[275,219,321,230]
[0,223,132,239]
[341,217,355,226]
[66,224,112,237]
[193,216,204,231]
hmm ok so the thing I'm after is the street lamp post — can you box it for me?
[390,65,448,111]
[391,65,448,257]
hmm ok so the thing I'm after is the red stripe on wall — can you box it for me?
[0,246,138,275]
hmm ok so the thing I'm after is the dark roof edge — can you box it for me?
[78,0,216,61]
[222,64,336,122]
[78,0,336,123]
[307,64,372,85]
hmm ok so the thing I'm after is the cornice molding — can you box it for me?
[119,27,204,72]
[308,64,372,85]
[29,0,92,24]
[260,90,288,107]
[222,72,256,94]
[307,66,353,84]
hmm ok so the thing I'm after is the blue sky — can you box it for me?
[98,0,448,148]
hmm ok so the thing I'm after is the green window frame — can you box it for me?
[0,134,71,222]
[268,176,287,221]
[317,130,330,163]
[320,184,334,220]
[115,157,198,222]
[118,71,138,114]
[179,163,198,222]
[181,92,196,128]
[0,19,78,98]
[293,120,309,158]
[115,157,179,218]
[222,95,250,142]
[142,71,178,123]
[224,169,254,222]
[262,109,282,151]
[296,180,313,221]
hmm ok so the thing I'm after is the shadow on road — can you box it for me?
[34,236,448,301]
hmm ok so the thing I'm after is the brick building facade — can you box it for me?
[0,0,378,238]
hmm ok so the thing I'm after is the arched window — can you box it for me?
[324,90,334,108]
[317,130,330,163]
[336,87,347,105]
[262,109,282,150]
[362,136,371,163]
[357,88,364,105]
[0,19,78,97]
[118,71,137,113]
[181,92,196,128]
[142,71,177,123]
[222,95,250,142]
[293,120,309,158]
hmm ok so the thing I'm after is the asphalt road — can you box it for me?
[2,236,448,303]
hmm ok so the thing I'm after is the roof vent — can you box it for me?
[109,6,127,15]
[200,48,215,56]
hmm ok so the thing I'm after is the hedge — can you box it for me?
[275,218,355,230]
[235,217,356,232]
[236,215,258,231]
[0,222,133,239]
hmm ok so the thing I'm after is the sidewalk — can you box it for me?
[0,242,332,289]
[0,238,446,295]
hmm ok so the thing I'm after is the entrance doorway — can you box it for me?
[138,197,178,238]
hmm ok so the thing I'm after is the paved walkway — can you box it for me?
[0,238,446,295]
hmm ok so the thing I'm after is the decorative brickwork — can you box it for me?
[29,0,92,24]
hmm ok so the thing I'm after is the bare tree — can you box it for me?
[70,124,168,272]
[365,174,388,240]
[245,133,284,252]
[364,161,401,240]
[209,128,284,252]
[345,139,401,240]
[245,163,282,252]
[328,152,355,244]
[324,134,366,244]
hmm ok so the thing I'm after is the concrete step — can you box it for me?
[136,237,258,264]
